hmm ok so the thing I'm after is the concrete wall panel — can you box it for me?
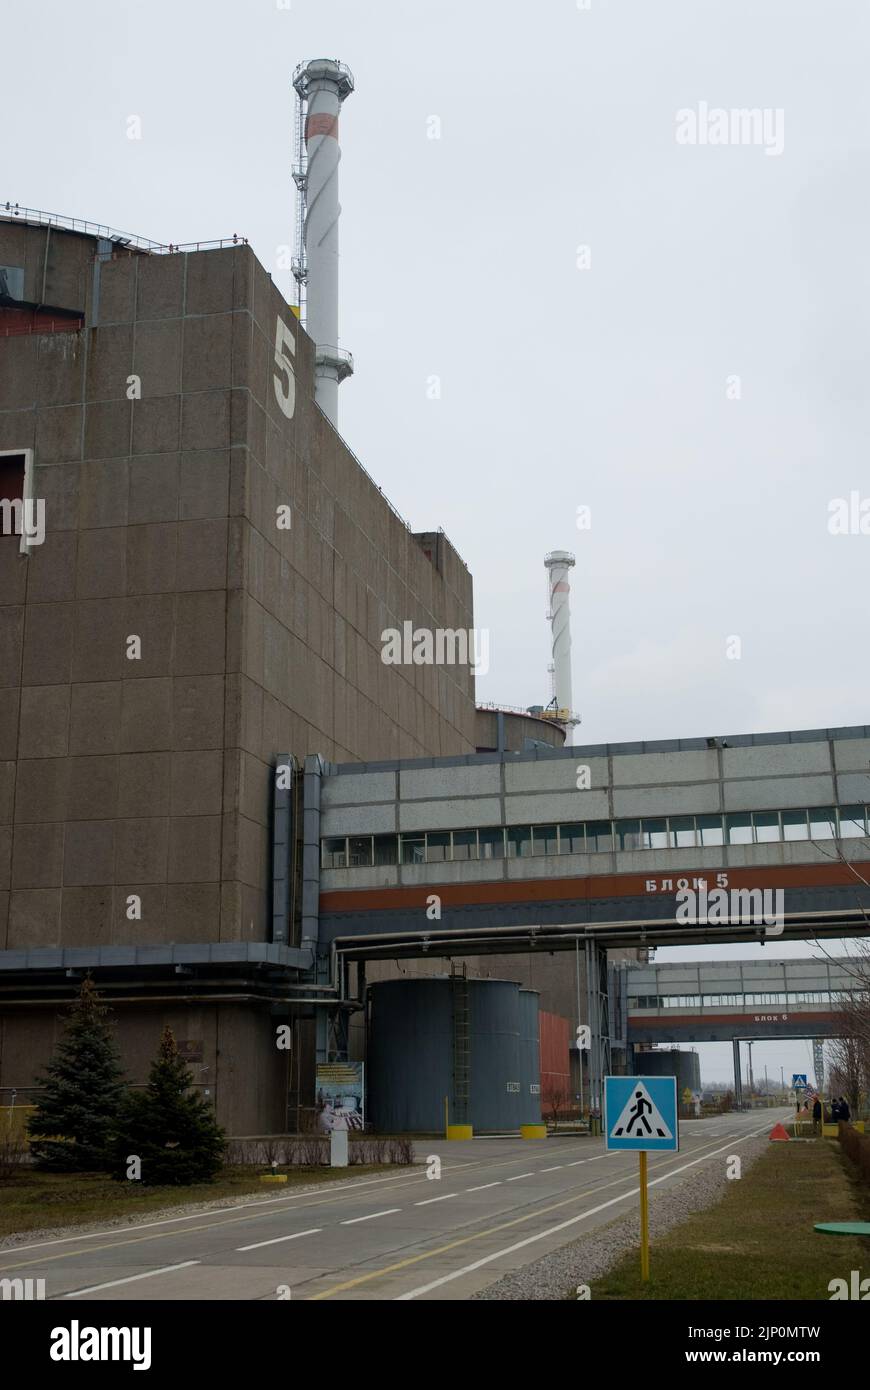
[613,782,721,817]
[399,796,501,832]
[505,790,610,824]
[722,775,835,811]
[722,742,832,779]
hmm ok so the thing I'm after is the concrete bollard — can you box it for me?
[330,1128,349,1167]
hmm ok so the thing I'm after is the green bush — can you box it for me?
[113,1027,225,1186]
[28,978,126,1172]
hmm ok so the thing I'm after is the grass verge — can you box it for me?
[0,1164,397,1240]
[592,1138,870,1300]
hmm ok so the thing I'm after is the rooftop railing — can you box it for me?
[2,202,247,255]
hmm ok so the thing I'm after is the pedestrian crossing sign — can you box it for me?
[604,1076,679,1153]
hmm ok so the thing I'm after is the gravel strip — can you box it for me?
[472,1133,770,1300]
[0,1166,419,1253]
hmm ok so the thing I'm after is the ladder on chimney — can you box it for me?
[291,81,309,324]
[450,963,470,1127]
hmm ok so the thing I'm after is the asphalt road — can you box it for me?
[1,1109,787,1301]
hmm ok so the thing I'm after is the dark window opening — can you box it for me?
[0,453,25,536]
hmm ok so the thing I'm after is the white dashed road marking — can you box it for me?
[237,1228,322,1252]
[65,1262,200,1297]
[341,1209,401,1226]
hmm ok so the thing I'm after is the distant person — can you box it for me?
[812,1097,822,1131]
[831,1098,842,1122]
[839,1097,851,1123]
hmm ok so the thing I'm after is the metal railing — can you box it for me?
[2,202,248,256]
[477,700,562,720]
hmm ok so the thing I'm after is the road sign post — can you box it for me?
[605,1076,679,1284]
[639,1151,650,1281]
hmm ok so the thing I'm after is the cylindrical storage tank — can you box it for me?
[635,1049,701,1094]
[517,990,542,1125]
[469,979,522,1132]
[367,978,526,1133]
[367,979,452,1133]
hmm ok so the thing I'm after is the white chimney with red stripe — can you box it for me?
[544,550,577,734]
[292,59,355,426]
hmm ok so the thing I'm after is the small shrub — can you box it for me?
[388,1137,415,1165]
[0,1136,27,1180]
[839,1121,870,1183]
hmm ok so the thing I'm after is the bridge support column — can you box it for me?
[585,939,611,1121]
[732,1038,743,1110]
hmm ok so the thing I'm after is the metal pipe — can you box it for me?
[0,992,298,1007]
[323,905,868,956]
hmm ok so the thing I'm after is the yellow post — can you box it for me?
[639,1151,650,1282]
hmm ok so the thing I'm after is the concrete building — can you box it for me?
[0,213,475,1132]
[13,213,854,1135]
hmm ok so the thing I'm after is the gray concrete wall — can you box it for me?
[0,1001,287,1135]
[0,221,475,955]
[0,220,476,1129]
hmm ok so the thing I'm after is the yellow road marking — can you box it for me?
[0,1143,592,1275]
[307,1134,741,1300]
[0,1139,610,1274]
[0,1127,750,1284]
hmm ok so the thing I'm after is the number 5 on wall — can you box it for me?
[273,315,296,419]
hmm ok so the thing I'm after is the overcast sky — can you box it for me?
[7,0,868,1081]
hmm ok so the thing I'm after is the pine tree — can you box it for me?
[113,1027,226,1185]
[28,977,126,1171]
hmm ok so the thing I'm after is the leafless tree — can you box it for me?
[544,1086,571,1129]
[803,827,870,1117]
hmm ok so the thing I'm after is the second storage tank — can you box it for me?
[367,976,539,1133]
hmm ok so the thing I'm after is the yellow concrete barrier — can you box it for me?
[446,1124,473,1141]
[853,1121,866,1134]
[520,1123,547,1139]
[260,1174,288,1183]
[0,1106,35,1146]
[822,1124,839,1138]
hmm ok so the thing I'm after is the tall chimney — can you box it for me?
[544,550,576,728]
[292,59,354,426]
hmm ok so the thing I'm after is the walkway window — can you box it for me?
[837,805,866,838]
[532,825,558,855]
[641,818,668,850]
[726,813,752,845]
[809,808,836,840]
[401,835,425,865]
[349,836,373,867]
[559,823,585,854]
[322,837,347,868]
[586,821,613,853]
[670,816,696,849]
[426,831,450,863]
[697,814,724,847]
[616,819,641,851]
[479,827,505,859]
[323,799,860,870]
[753,811,780,843]
[507,826,532,858]
[373,834,398,866]
[452,830,478,861]
[782,810,809,841]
